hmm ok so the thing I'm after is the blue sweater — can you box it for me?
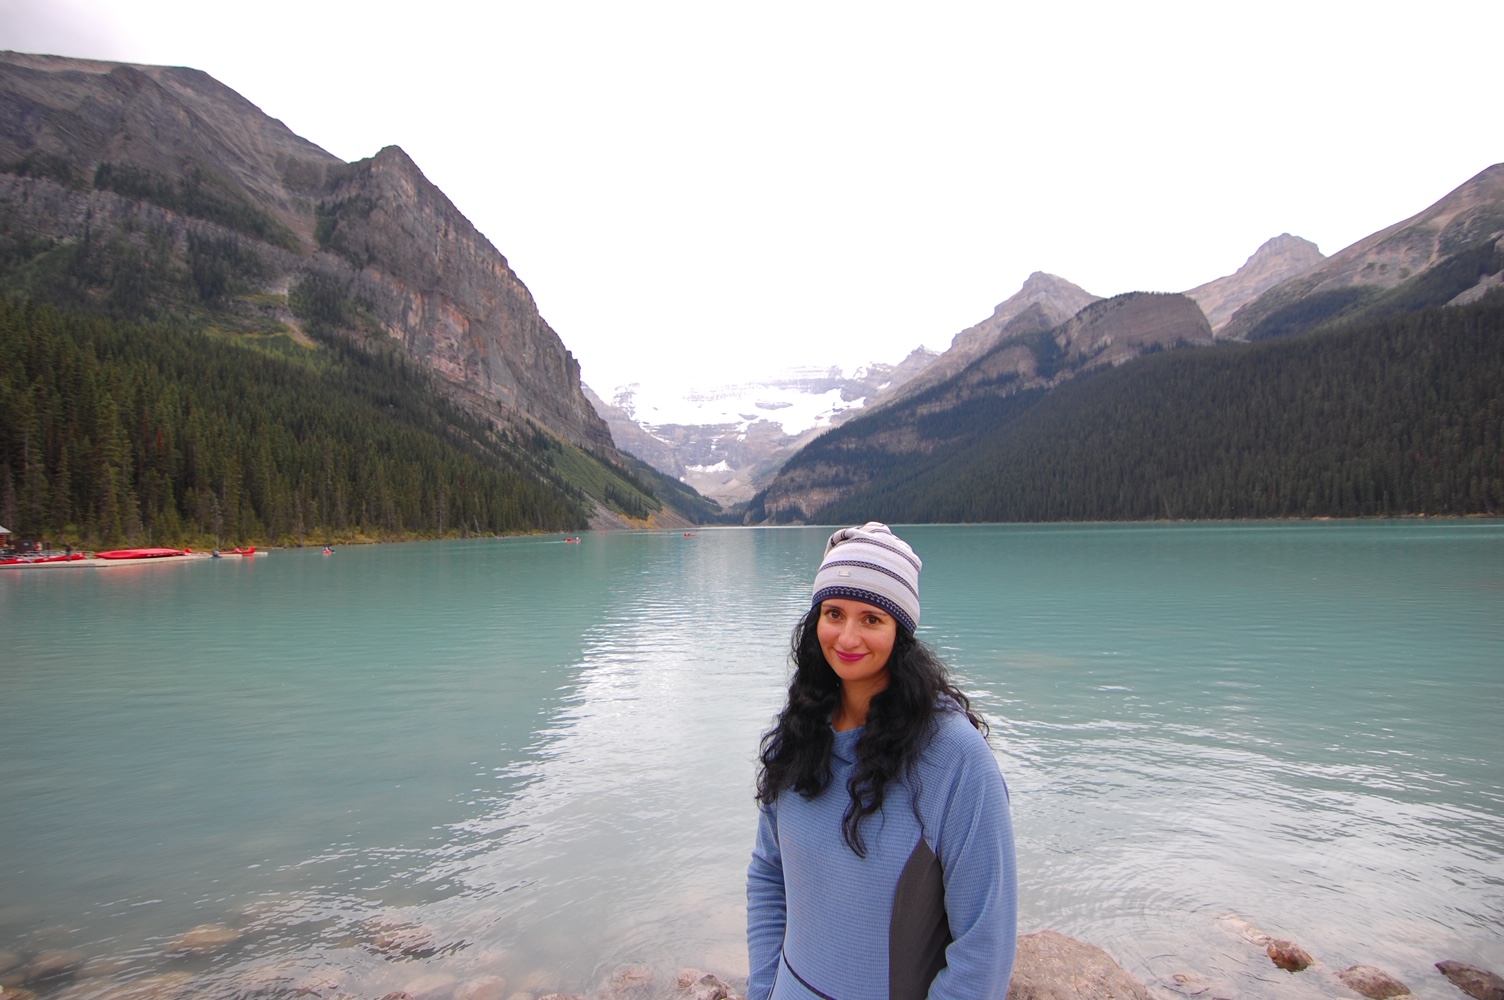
[746,708,1017,1000]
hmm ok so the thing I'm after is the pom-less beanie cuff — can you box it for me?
[810,522,922,632]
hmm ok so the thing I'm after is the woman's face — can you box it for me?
[817,598,898,690]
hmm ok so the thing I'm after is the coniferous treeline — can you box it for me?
[806,298,1504,523]
[0,299,591,547]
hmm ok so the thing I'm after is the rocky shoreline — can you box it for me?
[1,916,1500,1000]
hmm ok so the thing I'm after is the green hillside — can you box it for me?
[760,297,1504,524]
[0,299,712,548]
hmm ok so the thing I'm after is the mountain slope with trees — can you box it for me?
[746,164,1504,525]
[0,51,722,537]
[0,297,721,547]
[754,298,1503,524]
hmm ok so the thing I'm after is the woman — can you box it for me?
[747,523,1016,1000]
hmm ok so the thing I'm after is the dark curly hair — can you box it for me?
[755,603,986,856]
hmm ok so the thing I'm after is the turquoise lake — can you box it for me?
[2,522,1501,1000]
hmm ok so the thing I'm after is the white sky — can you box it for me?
[4,0,1502,396]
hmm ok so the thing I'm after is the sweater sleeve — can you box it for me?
[926,732,1018,1000]
[746,798,786,1000]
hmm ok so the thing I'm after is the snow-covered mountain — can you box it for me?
[587,348,938,505]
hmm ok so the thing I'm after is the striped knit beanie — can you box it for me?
[811,522,922,632]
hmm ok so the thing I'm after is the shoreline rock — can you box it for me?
[1339,964,1411,999]
[3,922,1497,1000]
[1437,962,1504,1000]
[1005,930,1153,1000]
[1266,939,1315,972]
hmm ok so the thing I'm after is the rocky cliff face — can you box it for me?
[1185,233,1325,334]
[879,271,1101,406]
[317,147,611,449]
[1220,164,1504,341]
[0,51,613,454]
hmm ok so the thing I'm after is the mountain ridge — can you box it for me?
[748,290,1213,521]
[1184,233,1325,333]
[0,51,613,454]
[744,163,1504,524]
[1220,163,1504,341]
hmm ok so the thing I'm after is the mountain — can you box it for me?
[746,164,1504,525]
[748,291,1213,521]
[1184,233,1325,333]
[878,271,1101,405]
[0,51,695,530]
[586,272,1097,506]
[1219,164,1504,341]
[812,297,1504,524]
[587,348,940,505]
[0,51,609,450]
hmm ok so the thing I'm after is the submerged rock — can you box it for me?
[1212,913,1271,947]
[1436,962,1504,1000]
[1162,970,1238,999]
[231,960,299,995]
[1266,940,1314,973]
[99,970,197,1000]
[23,949,86,983]
[680,974,732,1000]
[166,924,240,955]
[1005,930,1154,1000]
[602,964,655,999]
[367,925,440,961]
[1338,965,1410,999]
[401,972,457,999]
[291,970,348,996]
[454,974,509,1000]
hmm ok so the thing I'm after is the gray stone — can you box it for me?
[1005,930,1154,1000]
[1338,965,1410,999]
[1436,962,1504,1000]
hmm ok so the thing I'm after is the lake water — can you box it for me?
[2,523,1501,1000]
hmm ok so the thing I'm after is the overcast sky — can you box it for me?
[4,0,1501,396]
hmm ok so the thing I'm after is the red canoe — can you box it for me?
[95,548,188,560]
